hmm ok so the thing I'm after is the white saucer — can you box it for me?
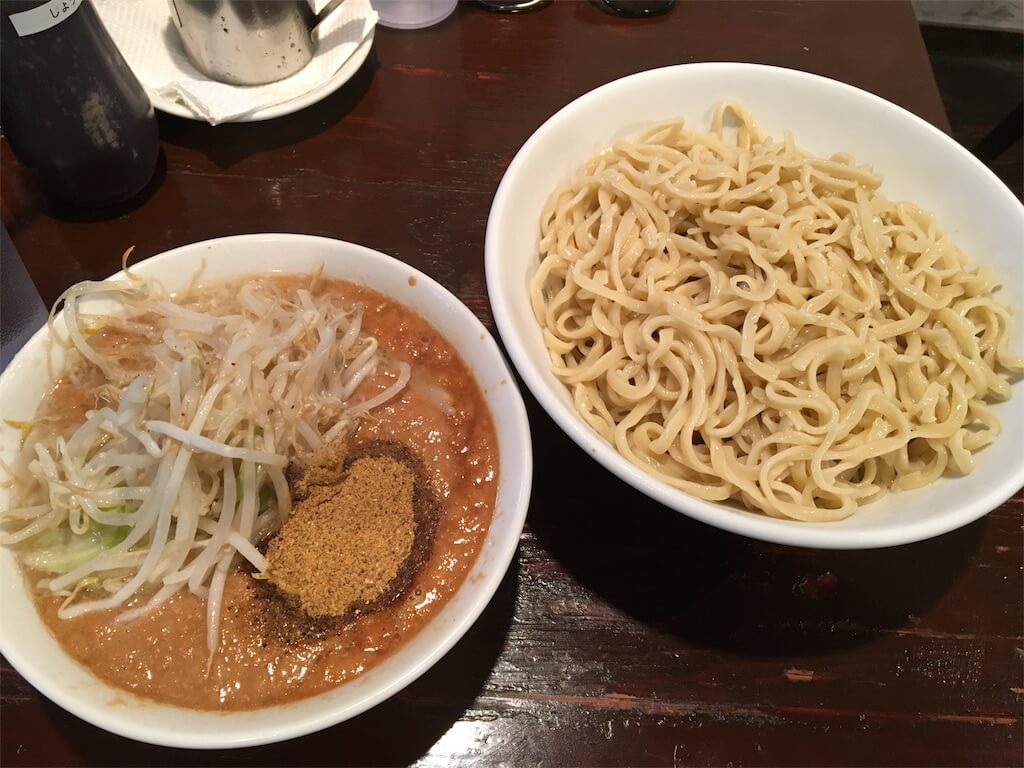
[151,30,375,123]
[95,0,376,124]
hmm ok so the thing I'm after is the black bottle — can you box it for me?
[597,0,674,16]
[1,0,160,207]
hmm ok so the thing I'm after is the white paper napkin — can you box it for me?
[94,0,377,125]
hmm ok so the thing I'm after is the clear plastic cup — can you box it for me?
[371,0,457,29]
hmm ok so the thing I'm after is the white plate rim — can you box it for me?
[150,30,375,123]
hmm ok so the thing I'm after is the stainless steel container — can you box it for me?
[168,0,343,86]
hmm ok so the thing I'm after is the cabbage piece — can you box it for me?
[18,522,130,574]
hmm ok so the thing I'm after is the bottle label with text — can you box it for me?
[8,0,82,37]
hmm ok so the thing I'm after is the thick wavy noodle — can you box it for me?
[532,103,1023,521]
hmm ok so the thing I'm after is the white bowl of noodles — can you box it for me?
[486,63,1024,549]
[0,234,532,747]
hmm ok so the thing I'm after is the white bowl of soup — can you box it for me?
[0,234,532,747]
[486,62,1024,549]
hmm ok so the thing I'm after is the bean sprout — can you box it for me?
[1,273,409,662]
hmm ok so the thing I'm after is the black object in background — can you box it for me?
[0,224,49,371]
[597,0,674,17]
[475,0,552,12]
[0,0,160,208]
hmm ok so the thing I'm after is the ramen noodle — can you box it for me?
[532,103,1022,521]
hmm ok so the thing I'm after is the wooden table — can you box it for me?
[3,2,1022,766]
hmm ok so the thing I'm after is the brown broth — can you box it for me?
[30,276,499,710]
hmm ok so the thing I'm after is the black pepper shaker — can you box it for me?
[1,0,160,208]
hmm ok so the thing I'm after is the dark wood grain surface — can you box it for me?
[2,2,1022,766]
